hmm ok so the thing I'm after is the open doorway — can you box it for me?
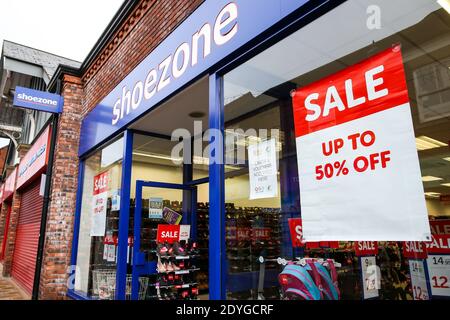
[127,76,210,300]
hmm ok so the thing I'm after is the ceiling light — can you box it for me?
[188,111,206,119]
[133,152,182,163]
[438,0,450,14]
[444,157,450,162]
[422,176,444,182]
[425,192,441,198]
[441,183,450,187]
[415,136,448,150]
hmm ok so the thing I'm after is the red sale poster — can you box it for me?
[157,224,180,243]
[292,46,430,241]
[355,241,378,256]
[403,241,428,259]
[90,171,109,236]
[288,218,338,249]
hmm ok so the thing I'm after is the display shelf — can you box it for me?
[157,268,200,275]
[155,282,198,289]
[158,254,200,260]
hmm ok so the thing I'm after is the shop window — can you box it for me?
[74,136,123,298]
[223,0,450,300]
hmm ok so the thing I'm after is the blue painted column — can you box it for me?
[68,160,85,292]
[209,74,226,299]
[116,131,134,300]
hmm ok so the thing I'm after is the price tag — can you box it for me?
[360,256,380,299]
[426,255,450,297]
[408,260,429,300]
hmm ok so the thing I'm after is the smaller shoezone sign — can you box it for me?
[292,46,430,241]
[16,126,51,189]
[2,168,17,201]
[13,86,63,114]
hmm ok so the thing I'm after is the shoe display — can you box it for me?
[172,242,186,256]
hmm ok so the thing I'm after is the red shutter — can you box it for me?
[11,179,43,294]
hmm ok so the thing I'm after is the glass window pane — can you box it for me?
[75,136,123,298]
[223,0,449,300]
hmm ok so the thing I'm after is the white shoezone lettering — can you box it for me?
[112,2,239,125]
[17,93,58,106]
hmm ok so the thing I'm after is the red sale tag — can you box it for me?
[237,227,251,241]
[403,241,427,259]
[426,235,450,254]
[354,241,378,256]
[93,171,109,195]
[157,224,180,244]
[288,218,305,247]
[252,228,271,241]
[430,220,450,236]
[288,218,338,249]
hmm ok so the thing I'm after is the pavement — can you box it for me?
[0,263,28,300]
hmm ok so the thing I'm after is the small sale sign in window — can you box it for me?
[292,46,430,241]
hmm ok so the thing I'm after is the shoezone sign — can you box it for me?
[157,224,190,243]
[292,46,430,241]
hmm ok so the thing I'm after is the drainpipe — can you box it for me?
[31,80,61,300]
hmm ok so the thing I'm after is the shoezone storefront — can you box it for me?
[69,0,450,300]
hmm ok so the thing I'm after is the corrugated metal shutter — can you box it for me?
[11,179,43,294]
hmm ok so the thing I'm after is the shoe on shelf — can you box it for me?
[166,261,175,272]
[157,258,167,273]
[173,242,187,256]
[157,242,169,256]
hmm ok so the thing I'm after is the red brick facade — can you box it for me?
[82,0,203,116]
[38,75,84,300]
[2,145,29,278]
[0,166,15,262]
[0,146,8,174]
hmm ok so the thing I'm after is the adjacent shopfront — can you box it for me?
[67,0,450,301]
[9,126,51,294]
[0,168,17,262]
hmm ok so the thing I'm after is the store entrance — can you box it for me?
[131,181,198,300]
[127,76,210,300]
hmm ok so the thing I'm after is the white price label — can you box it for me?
[426,255,450,297]
[409,260,429,300]
[361,256,380,299]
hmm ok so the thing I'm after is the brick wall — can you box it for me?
[82,0,204,116]
[0,146,8,174]
[0,166,15,259]
[1,146,29,277]
[38,75,84,300]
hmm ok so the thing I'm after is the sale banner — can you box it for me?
[90,171,109,237]
[292,46,430,241]
[252,228,271,241]
[403,241,428,259]
[426,255,450,297]
[409,260,430,300]
[157,224,180,243]
[288,218,339,249]
[430,219,450,235]
[426,235,450,254]
[355,241,378,256]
